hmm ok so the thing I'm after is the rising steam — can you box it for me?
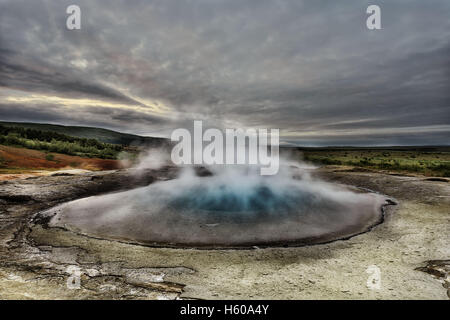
[45,148,389,247]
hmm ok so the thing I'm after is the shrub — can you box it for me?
[0,124,123,159]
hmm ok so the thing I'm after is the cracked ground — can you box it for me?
[0,167,448,299]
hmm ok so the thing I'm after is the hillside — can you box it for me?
[0,144,123,175]
[0,121,168,146]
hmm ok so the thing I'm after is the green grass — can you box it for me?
[0,121,167,146]
[45,153,55,161]
[303,149,450,177]
[0,124,124,159]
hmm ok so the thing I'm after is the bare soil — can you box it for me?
[0,145,123,179]
[0,166,448,299]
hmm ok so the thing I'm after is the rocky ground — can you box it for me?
[0,166,448,299]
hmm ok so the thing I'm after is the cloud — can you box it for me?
[0,49,147,106]
[0,102,173,134]
[0,0,449,145]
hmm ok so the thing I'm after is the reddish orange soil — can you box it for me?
[0,145,124,172]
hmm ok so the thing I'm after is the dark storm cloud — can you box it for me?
[0,60,140,105]
[0,102,172,134]
[0,0,449,144]
[0,49,144,106]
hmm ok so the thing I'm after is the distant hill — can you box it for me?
[0,121,168,147]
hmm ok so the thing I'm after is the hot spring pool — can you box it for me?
[41,167,392,248]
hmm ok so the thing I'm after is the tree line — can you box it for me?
[0,125,123,159]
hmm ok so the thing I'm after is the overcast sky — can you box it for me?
[0,0,449,145]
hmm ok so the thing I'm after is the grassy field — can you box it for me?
[0,145,123,172]
[0,121,168,146]
[301,147,450,177]
[1,122,449,178]
[0,124,135,177]
[0,124,126,159]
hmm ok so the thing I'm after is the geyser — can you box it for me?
[42,163,392,248]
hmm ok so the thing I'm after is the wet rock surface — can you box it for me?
[415,260,450,298]
[0,166,448,299]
